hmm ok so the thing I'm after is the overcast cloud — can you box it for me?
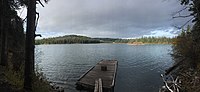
[23,0,192,38]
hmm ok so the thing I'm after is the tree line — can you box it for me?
[35,35,173,45]
[115,37,173,44]
[35,35,121,45]
[35,35,101,44]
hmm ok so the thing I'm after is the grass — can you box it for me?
[3,61,52,92]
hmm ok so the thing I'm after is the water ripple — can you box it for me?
[35,44,173,92]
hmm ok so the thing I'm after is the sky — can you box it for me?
[18,0,191,38]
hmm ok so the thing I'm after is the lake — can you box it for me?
[35,44,173,92]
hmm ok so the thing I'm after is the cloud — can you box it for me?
[143,28,180,38]
[31,0,192,38]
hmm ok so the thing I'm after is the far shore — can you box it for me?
[35,42,172,45]
[127,42,171,45]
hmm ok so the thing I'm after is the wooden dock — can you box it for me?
[76,60,118,92]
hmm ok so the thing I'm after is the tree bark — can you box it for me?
[1,23,8,66]
[0,0,3,65]
[0,0,8,66]
[24,0,36,91]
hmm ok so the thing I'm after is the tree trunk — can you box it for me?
[0,0,8,66]
[1,23,8,66]
[0,0,3,65]
[24,0,36,91]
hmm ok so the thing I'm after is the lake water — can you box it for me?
[35,44,173,92]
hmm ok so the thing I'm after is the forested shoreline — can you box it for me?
[115,37,173,44]
[35,35,173,45]
[35,35,102,44]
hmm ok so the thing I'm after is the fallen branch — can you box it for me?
[160,74,181,92]
[161,74,174,92]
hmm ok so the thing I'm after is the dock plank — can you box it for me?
[76,60,118,91]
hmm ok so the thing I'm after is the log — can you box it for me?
[165,59,185,75]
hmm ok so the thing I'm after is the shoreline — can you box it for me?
[35,42,172,45]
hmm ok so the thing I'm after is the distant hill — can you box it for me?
[93,38,119,43]
[35,35,119,45]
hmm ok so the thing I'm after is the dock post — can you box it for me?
[99,78,102,92]
[94,80,99,92]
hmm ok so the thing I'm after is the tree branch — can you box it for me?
[37,0,44,7]
[161,74,174,92]
[22,16,27,22]
[161,74,181,92]
[172,17,194,30]
[172,6,188,16]
[35,12,39,29]
[172,15,192,19]
[35,34,42,37]
[181,17,194,28]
